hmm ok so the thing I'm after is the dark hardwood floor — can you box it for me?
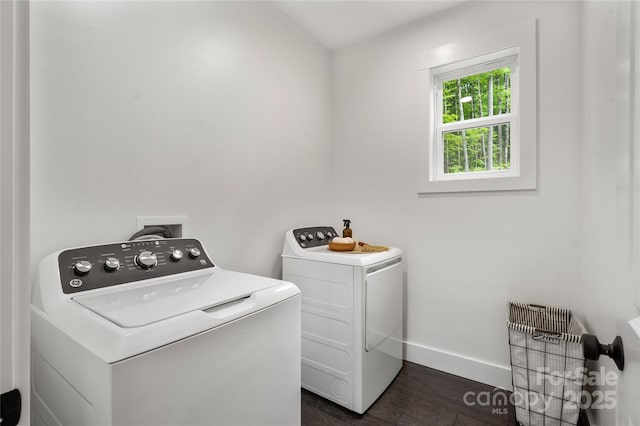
[302,361,589,426]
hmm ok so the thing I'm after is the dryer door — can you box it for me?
[365,259,402,352]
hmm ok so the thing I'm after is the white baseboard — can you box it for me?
[404,340,513,391]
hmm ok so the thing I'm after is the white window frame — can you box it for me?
[434,51,518,181]
[417,20,537,193]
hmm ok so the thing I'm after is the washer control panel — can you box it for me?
[58,238,214,294]
[292,226,339,249]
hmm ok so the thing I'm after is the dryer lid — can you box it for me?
[72,269,283,328]
[282,245,402,267]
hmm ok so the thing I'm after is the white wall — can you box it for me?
[30,1,332,278]
[1,1,30,424]
[331,1,584,388]
[581,2,640,425]
[580,2,619,425]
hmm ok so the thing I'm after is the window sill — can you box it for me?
[417,174,536,194]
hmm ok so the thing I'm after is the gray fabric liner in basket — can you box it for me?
[507,302,587,426]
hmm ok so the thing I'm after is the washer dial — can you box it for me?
[135,251,158,269]
[104,257,120,271]
[170,249,184,261]
[73,260,92,275]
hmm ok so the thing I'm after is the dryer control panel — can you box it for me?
[292,227,339,249]
[58,238,214,294]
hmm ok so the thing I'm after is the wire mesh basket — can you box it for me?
[507,302,587,426]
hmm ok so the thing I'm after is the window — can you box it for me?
[417,21,537,193]
[435,51,517,180]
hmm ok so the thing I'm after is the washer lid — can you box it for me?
[73,269,282,328]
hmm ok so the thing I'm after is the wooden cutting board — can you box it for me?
[328,243,389,254]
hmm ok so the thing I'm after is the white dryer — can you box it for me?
[31,238,301,426]
[281,227,403,414]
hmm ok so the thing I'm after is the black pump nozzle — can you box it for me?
[343,219,351,228]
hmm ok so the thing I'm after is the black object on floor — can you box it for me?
[0,388,22,426]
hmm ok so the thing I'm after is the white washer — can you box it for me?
[281,226,403,414]
[31,238,301,426]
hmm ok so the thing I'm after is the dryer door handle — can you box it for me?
[366,258,402,275]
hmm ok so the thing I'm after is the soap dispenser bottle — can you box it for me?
[342,219,352,238]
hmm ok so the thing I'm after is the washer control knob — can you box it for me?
[74,260,92,275]
[326,231,334,238]
[188,248,201,259]
[136,251,157,269]
[298,234,306,242]
[307,233,314,240]
[316,231,325,240]
[170,249,184,261]
[104,257,120,272]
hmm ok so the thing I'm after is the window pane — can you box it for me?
[442,123,511,174]
[441,68,511,124]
